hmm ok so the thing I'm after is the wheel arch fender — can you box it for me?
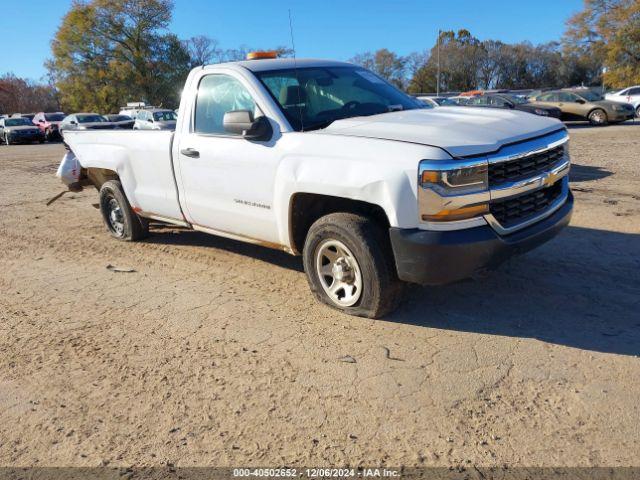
[274,153,420,253]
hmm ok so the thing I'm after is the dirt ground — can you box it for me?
[1,123,639,469]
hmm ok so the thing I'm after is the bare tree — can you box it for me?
[186,35,220,66]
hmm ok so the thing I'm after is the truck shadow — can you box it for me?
[145,224,639,356]
[569,164,613,182]
[390,225,640,357]
[144,225,305,272]
[565,121,639,129]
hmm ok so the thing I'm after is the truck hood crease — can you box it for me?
[320,108,564,157]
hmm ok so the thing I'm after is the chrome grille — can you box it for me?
[489,145,565,186]
[490,180,564,228]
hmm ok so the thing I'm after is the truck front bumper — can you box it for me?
[389,192,573,285]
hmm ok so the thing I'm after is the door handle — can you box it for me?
[181,148,200,158]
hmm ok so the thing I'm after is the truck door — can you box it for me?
[175,73,281,245]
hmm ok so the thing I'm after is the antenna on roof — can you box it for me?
[288,9,304,132]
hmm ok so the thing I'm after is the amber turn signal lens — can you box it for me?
[420,170,440,184]
[421,204,489,222]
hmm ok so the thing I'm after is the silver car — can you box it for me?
[133,109,177,130]
[59,113,117,139]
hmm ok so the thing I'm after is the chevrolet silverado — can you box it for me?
[61,56,573,318]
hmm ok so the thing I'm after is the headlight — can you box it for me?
[418,160,489,222]
[534,108,549,116]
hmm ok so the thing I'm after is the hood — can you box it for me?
[320,107,564,157]
[156,120,176,129]
[81,122,116,129]
[6,125,40,133]
[595,99,633,109]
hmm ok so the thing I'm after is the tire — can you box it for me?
[302,212,403,319]
[99,180,149,241]
[5,133,10,145]
[588,108,608,126]
[636,106,640,118]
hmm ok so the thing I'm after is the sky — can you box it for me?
[0,0,585,81]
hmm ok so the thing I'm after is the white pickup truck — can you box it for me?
[62,57,573,318]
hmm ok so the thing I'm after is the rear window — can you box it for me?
[77,114,105,123]
[153,111,177,121]
[45,113,65,121]
[4,118,33,126]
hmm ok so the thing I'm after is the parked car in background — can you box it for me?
[119,103,159,118]
[530,89,635,125]
[465,93,562,118]
[133,109,177,130]
[11,113,36,122]
[416,96,459,107]
[0,117,45,144]
[104,114,135,129]
[59,113,116,139]
[605,86,640,117]
[33,112,66,141]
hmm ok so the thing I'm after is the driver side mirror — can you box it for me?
[70,120,77,125]
[575,99,586,104]
[223,110,272,141]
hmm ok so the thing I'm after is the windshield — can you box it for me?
[108,115,132,122]
[153,111,177,121]
[5,118,33,127]
[577,90,603,102]
[45,113,65,121]
[500,94,527,105]
[77,114,106,123]
[434,97,458,106]
[256,66,424,131]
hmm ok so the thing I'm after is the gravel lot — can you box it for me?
[1,123,639,469]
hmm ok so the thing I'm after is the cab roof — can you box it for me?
[207,58,354,73]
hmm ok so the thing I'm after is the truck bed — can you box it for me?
[64,130,184,222]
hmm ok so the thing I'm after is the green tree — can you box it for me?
[47,0,191,112]
[350,49,407,88]
[408,30,484,93]
[563,0,640,88]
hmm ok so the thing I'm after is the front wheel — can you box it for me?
[99,180,149,241]
[302,212,403,318]
[636,106,640,118]
[588,108,608,126]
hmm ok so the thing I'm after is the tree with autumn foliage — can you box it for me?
[563,0,640,88]
[47,0,191,113]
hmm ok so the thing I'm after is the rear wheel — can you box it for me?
[588,108,608,126]
[99,180,149,241]
[302,212,403,319]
